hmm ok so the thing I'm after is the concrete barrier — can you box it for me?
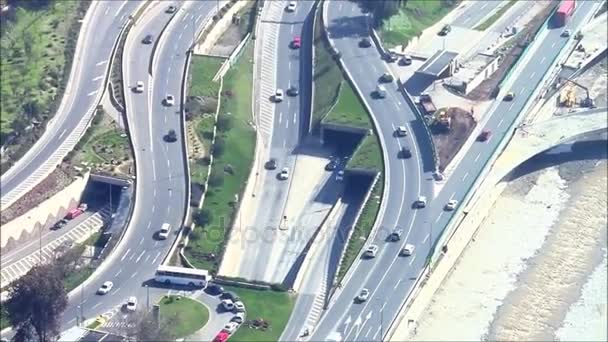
[385,3,604,338]
[291,199,342,292]
[163,47,195,267]
[396,79,439,172]
[196,0,252,56]
[213,33,252,81]
[0,173,89,250]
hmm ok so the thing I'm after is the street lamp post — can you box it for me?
[146,285,150,311]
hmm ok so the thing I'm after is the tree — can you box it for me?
[5,264,68,342]
[193,208,213,227]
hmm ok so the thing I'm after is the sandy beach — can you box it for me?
[411,139,607,341]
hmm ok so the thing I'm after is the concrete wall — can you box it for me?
[194,0,252,56]
[464,55,501,94]
[1,173,89,250]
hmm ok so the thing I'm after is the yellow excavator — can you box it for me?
[434,108,451,131]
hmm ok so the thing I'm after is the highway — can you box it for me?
[451,0,504,28]
[236,0,319,283]
[309,0,600,341]
[0,1,141,210]
[57,1,219,330]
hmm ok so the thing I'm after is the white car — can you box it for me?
[395,126,407,137]
[232,312,245,324]
[234,301,245,313]
[135,81,144,93]
[126,296,137,312]
[414,196,427,208]
[400,244,415,256]
[165,94,175,106]
[364,244,378,258]
[274,88,284,102]
[97,281,113,295]
[356,288,370,302]
[158,223,171,239]
[221,299,235,311]
[561,29,571,37]
[279,167,289,180]
[285,1,297,12]
[222,321,239,334]
[445,199,458,211]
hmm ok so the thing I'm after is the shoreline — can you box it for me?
[411,141,607,341]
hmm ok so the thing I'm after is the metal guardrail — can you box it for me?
[385,4,604,339]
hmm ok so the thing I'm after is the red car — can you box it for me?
[478,129,491,142]
[213,331,229,342]
[292,36,301,49]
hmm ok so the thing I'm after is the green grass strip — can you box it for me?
[475,0,518,31]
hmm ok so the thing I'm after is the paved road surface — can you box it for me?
[0,1,141,210]
[236,0,318,283]
[451,0,504,29]
[309,1,600,341]
[57,1,220,331]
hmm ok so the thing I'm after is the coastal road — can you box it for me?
[309,0,600,341]
[236,0,322,283]
[0,1,141,210]
[58,1,220,330]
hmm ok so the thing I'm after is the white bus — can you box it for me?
[154,265,211,287]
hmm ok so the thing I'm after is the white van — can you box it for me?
[158,223,171,239]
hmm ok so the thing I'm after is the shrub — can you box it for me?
[208,172,224,187]
[193,209,213,227]
[216,115,233,132]
[213,137,225,157]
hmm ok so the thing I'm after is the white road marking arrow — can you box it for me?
[353,315,363,335]
[343,315,352,333]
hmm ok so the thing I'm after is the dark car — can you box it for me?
[142,34,153,44]
[205,283,224,296]
[52,219,68,230]
[384,52,398,63]
[401,147,412,159]
[478,129,491,142]
[166,5,177,13]
[221,291,240,302]
[388,228,403,241]
[438,24,451,36]
[165,129,177,142]
[379,72,394,83]
[286,85,299,96]
[325,159,338,171]
[359,37,372,48]
[265,158,278,170]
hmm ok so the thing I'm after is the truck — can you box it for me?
[65,208,83,220]
[65,203,88,220]
[418,93,437,115]
[554,0,575,27]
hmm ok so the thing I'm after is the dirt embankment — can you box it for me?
[431,107,477,172]
[466,2,558,101]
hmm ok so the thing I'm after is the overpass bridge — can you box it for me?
[486,107,607,186]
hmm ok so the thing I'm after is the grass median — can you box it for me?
[475,0,517,31]
[377,0,456,49]
[159,295,209,338]
[184,44,255,273]
[187,55,225,186]
[225,286,295,342]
